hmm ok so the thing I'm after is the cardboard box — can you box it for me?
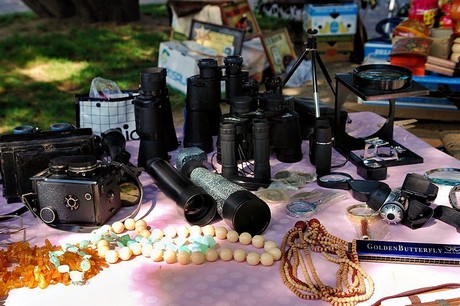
[158,41,209,94]
[303,3,358,36]
[429,28,454,59]
[316,35,354,62]
[364,42,393,62]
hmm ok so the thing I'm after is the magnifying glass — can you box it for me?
[347,204,380,240]
[317,172,384,202]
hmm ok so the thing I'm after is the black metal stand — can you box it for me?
[282,29,335,175]
[282,28,336,117]
[333,73,430,167]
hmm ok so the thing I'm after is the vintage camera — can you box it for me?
[366,173,438,228]
[0,125,98,203]
[24,155,122,226]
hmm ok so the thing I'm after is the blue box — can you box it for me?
[303,3,358,36]
[364,42,393,62]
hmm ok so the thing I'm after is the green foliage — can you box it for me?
[0,4,180,134]
[0,5,290,134]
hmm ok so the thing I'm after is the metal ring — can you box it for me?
[449,183,460,211]
[425,168,460,186]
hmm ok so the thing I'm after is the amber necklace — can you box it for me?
[280,219,374,305]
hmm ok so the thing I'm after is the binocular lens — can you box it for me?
[13,125,35,134]
[50,122,74,132]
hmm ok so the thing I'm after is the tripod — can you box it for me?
[281,28,336,176]
[281,28,336,118]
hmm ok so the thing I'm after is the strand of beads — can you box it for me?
[91,218,282,267]
[0,239,108,296]
[280,219,375,306]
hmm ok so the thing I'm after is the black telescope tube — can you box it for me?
[314,117,332,177]
[146,158,217,226]
[219,122,238,179]
[252,119,270,181]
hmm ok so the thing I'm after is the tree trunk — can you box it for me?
[22,0,140,22]
[22,0,76,18]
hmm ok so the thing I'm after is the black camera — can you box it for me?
[0,125,98,203]
[24,155,122,226]
[367,173,438,228]
[134,67,179,167]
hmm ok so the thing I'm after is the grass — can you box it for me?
[0,4,180,134]
[0,4,298,134]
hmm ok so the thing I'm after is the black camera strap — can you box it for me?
[20,162,145,233]
[433,205,460,233]
[401,199,434,230]
[0,205,30,220]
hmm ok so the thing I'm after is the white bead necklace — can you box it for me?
[91,219,282,267]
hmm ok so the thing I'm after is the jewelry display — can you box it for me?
[92,218,282,267]
[280,218,374,305]
[0,239,108,296]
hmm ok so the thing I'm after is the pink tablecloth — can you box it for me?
[2,112,460,306]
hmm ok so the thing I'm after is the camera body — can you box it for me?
[28,155,122,226]
[0,127,98,203]
[367,173,438,226]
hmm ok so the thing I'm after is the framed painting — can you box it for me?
[220,0,262,40]
[189,20,245,56]
[263,28,297,75]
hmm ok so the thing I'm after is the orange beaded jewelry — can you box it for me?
[280,219,374,305]
[0,239,108,296]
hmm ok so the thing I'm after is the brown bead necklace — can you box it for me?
[280,218,374,305]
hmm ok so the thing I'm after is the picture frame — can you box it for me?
[220,0,262,40]
[189,20,245,56]
[262,28,297,75]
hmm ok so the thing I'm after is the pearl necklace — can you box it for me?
[92,219,282,267]
[280,219,374,305]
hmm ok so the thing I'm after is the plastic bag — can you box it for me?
[89,77,123,99]
[284,60,312,88]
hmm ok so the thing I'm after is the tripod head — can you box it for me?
[305,28,318,50]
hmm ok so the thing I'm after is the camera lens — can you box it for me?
[50,122,74,132]
[140,67,167,92]
[230,95,254,115]
[224,55,244,75]
[260,93,283,113]
[264,77,283,94]
[50,155,99,177]
[13,125,34,134]
[146,158,217,226]
[198,58,219,79]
